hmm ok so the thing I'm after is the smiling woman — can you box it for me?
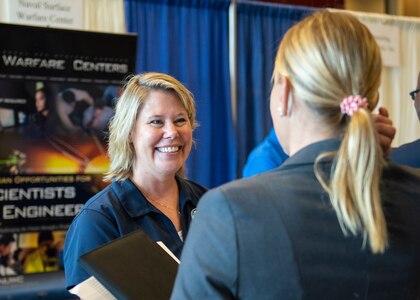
[62,73,207,290]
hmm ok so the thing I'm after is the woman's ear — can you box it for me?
[281,76,292,116]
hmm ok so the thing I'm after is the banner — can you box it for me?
[0,22,136,297]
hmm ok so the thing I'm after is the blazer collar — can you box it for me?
[280,139,341,169]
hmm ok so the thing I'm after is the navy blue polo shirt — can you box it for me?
[63,176,207,289]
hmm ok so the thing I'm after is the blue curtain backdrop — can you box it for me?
[236,1,316,174]
[125,0,236,188]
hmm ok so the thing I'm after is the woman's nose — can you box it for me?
[164,122,179,139]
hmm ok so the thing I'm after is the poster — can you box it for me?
[0,22,136,296]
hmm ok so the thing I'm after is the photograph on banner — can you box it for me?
[0,79,121,175]
[1,230,66,277]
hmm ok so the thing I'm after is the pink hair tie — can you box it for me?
[340,95,368,116]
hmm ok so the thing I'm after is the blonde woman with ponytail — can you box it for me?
[172,11,420,300]
[274,10,385,254]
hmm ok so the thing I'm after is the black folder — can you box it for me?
[78,230,179,300]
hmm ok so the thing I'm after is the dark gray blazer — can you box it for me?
[171,139,420,300]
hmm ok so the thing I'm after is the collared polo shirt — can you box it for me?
[63,176,207,289]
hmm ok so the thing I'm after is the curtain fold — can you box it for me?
[236,1,316,174]
[0,1,7,22]
[125,0,236,188]
[83,0,126,32]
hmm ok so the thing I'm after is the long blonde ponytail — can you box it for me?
[315,108,387,253]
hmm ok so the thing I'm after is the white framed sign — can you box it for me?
[6,0,83,29]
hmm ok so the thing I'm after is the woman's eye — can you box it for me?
[150,120,163,126]
[174,118,187,126]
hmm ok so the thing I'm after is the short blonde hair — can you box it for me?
[104,72,197,182]
[274,11,386,253]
